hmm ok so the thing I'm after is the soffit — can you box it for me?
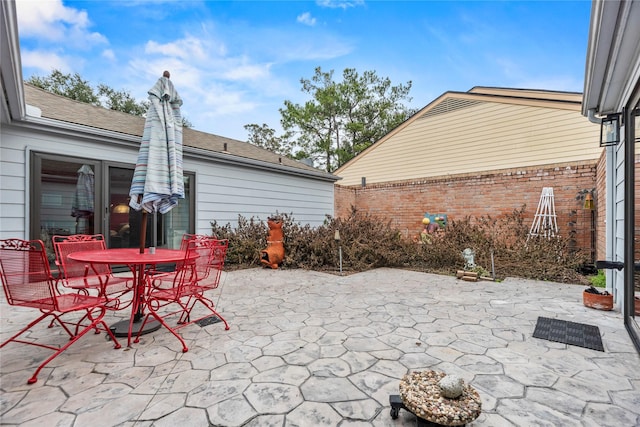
[0,0,25,124]
[583,0,640,115]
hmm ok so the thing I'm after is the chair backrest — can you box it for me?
[53,234,111,283]
[188,238,228,288]
[0,239,57,310]
[178,235,217,277]
[179,233,216,250]
[173,237,227,285]
[207,239,228,289]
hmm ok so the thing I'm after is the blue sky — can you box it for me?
[16,0,592,141]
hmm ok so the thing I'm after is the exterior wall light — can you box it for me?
[584,192,595,210]
[600,113,621,146]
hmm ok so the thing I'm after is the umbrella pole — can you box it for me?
[139,210,147,254]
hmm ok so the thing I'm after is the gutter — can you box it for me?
[0,0,26,122]
[587,108,603,125]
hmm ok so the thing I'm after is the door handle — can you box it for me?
[595,260,640,271]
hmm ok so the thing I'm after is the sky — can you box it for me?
[16,0,593,142]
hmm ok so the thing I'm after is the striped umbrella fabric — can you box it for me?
[72,164,95,234]
[129,75,184,214]
[71,164,95,218]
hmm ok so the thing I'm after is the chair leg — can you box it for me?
[30,307,120,384]
[1,312,52,349]
[182,294,230,331]
[134,309,189,353]
[2,307,121,384]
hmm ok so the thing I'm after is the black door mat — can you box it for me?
[195,316,222,327]
[532,316,604,351]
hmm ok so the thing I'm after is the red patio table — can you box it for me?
[68,248,196,346]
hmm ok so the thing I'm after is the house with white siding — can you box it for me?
[582,0,640,352]
[0,1,338,256]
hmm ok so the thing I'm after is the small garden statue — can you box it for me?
[462,248,475,270]
[261,217,285,269]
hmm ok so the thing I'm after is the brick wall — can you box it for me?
[335,161,599,255]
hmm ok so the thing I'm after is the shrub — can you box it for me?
[211,207,591,284]
[590,270,606,288]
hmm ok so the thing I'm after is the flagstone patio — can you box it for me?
[1,268,639,426]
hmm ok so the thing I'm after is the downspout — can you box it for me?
[588,108,618,301]
[587,108,603,125]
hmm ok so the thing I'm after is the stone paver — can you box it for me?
[1,268,639,426]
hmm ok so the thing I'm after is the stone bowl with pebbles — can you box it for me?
[399,370,482,426]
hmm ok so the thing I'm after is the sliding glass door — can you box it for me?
[108,166,193,250]
[31,152,193,262]
[31,155,101,262]
[628,103,640,351]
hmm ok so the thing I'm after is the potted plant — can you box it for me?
[584,271,613,310]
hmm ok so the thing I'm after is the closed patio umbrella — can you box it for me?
[71,164,95,234]
[129,71,184,253]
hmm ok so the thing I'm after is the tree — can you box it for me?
[244,123,294,157]
[97,83,149,116]
[27,69,192,127]
[277,67,415,172]
[28,70,100,106]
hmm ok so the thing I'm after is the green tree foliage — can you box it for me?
[28,70,100,106]
[27,69,192,127]
[97,83,149,116]
[277,67,415,172]
[244,123,295,157]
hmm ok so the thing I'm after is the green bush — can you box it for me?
[590,270,606,288]
[211,207,591,284]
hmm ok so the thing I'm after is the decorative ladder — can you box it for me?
[529,187,558,238]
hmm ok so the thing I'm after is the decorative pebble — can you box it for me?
[399,370,482,426]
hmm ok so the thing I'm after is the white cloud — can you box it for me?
[297,12,317,26]
[145,36,213,62]
[16,0,107,47]
[102,49,116,61]
[221,62,272,81]
[16,2,355,139]
[316,0,365,9]
[20,50,73,73]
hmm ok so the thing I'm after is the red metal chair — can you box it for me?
[0,238,121,384]
[135,238,229,352]
[147,233,216,285]
[53,234,133,311]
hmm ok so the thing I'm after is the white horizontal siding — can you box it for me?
[338,101,603,186]
[0,124,334,240]
[187,156,333,235]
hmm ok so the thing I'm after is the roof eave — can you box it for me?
[13,115,339,182]
[0,0,25,123]
[582,0,640,116]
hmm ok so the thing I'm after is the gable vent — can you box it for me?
[419,98,482,119]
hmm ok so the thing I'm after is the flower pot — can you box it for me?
[583,290,613,311]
